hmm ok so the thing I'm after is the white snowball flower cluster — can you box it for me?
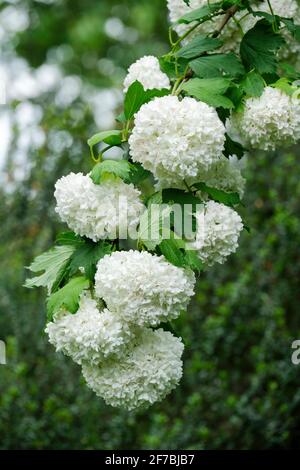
[229,87,300,151]
[129,95,226,186]
[190,200,243,266]
[82,328,184,411]
[45,294,132,365]
[95,250,196,327]
[54,173,144,241]
[123,55,171,92]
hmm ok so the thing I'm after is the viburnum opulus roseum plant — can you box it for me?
[25,0,300,411]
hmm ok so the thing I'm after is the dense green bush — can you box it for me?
[1,0,300,449]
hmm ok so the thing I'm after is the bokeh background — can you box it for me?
[1,0,300,450]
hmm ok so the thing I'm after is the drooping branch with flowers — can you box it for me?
[25,0,300,411]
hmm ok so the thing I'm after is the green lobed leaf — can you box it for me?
[87,130,123,160]
[159,233,203,272]
[240,71,265,97]
[224,134,246,159]
[47,276,90,321]
[182,77,234,109]
[56,231,84,246]
[190,53,245,78]
[68,239,113,281]
[124,81,169,120]
[90,159,131,184]
[24,245,76,293]
[138,204,172,251]
[240,20,285,74]
[193,182,241,207]
[176,36,223,59]
[177,2,223,24]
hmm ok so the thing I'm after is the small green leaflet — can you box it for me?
[224,134,245,159]
[87,130,123,160]
[190,53,245,78]
[193,182,241,207]
[56,231,84,246]
[124,81,169,120]
[68,239,113,281]
[90,160,151,185]
[24,245,76,293]
[240,20,285,74]
[138,204,172,251]
[159,234,203,272]
[176,36,222,59]
[47,276,89,322]
[91,160,131,184]
[240,71,265,97]
[182,77,234,109]
[159,57,188,80]
[177,2,222,24]
[272,78,298,96]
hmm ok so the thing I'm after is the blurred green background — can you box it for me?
[1,0,300,450]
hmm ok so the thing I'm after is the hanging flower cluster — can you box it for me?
[25,0,300,410]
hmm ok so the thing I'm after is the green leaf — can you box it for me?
[224,134,246,159]
[56,231,84,246]
[240,71,265,97]
[159,57,188,80]
[90,160,131,184]
[182,77,234,109]
[47,277,89,321]
[193,182,241,207]
[279,62,300,80]
[138,204,172,251]
[178,2,222,24]
[272,78,298,96]
[124,81,169,120]
[240,20,285,74]
[69,239,112,281]
[24,245,76,292]
[280,18,300,42]
[190,53,245,78]
[176,36,222,59]
[159,234,203,272]
[128,162,151,185]
[87,130,123,160]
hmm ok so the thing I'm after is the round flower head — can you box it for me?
[229,87,300,151]
[45,294,132,365]
[129,95,226,186]
[95,250,196,327]
[123,56,171,92]
[82,328,184,410]
[190,200,243,266]
[54,173,145,241]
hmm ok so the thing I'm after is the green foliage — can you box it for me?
[91,160,151,185]
[68,239,113,281]
[240,20,285,74]
[182,77,234,109]
[176,36,223,59]
[240,71,265,97]
[124,81,169,120]
[190,53,245,78]
[193,182,241,207]
[24,245,76,293]
[47,276,90,321]
[177,2,223,24]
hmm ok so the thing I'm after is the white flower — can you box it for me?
[82,328,184,410]
[95,250,196,327]
[45,294,132,365]
[189,200,243,266]
[156,155,246,198]
[129,95,226,186]
[54,173,145,241]
[228,87,300,151]
[123,56,170,92]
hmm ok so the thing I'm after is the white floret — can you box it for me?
[129,95,226,186]
[189,200,243,266]
[54,173,145,241]
[123,55,171,92]
[95,250,196,327]
[45,294,132,365]
[82,328,184,410]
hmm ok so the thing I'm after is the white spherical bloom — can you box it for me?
[54,173,145,241]
[229,87,300,151]
[95,250,196,327]
[190,200,243,266]
[45,294,132,365]
[82,328,184,410]
[129,96,226,186]
[123,56,171,93]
